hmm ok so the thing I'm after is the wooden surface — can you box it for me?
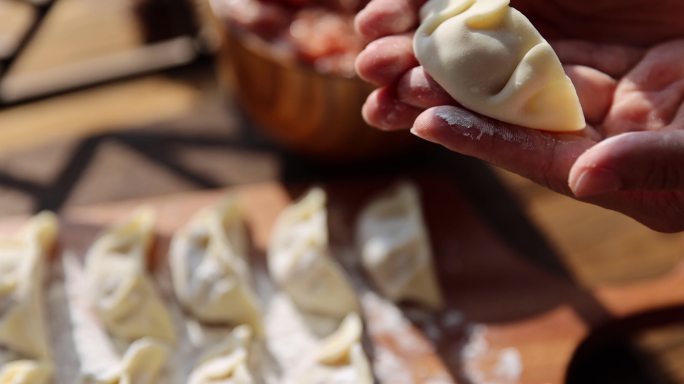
[0,0,197,102]
[1,0,684,381]
[0,0,35,59]
[7,0,143,74]
[496,170,684,287]
[3,177,684,382]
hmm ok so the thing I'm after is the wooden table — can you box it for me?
[1,0,683,382]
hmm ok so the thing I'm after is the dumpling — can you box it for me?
[0,360,52,384]
[357,183,443,310]
[83,338,168,384]
[316,312,364,365]
[268,188,358,319]
[0,212,57,360]
[414,0,585,132]
[170,197,263,334]
[300,313,373,384]
[84,208,175,343]
[187,325,254,384]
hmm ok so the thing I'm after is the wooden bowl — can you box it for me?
[210,8,416,161]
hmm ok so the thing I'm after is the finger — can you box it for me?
[396,66,456,109]
[564,65,616,127]
[569,130,684,197]
[601,89,657,137]
[411,106,595,194]
[620,39,684,91]
[355,0,425,41]
[559,123,602,142]
[355,33,417,86]
[362,87,423,131]
[602,41,684,136]
[674,99,684,126]
[551,40,645,78]
[583,189,684,233]
[392,67,605,140]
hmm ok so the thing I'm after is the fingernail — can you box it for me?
[571,169,622,197]
[410,125,438,144]
[410,125,429,138]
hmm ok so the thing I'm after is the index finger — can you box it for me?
[355,0,426,41]
[411,106,596,195]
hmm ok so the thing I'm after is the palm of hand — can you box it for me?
[355,0,684,231]
[604,43,684,136]
[561,39,684,231]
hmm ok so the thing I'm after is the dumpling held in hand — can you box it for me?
[414,0,585,131]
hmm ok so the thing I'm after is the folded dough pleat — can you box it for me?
[415,0,585,131]
[357,183,443,310]
[0,360,52,384]
[187,325,255,384]
[83,338,168,384]
[0,212,57,361]
[85,208,175,344]
[300,312,372,384]
[268,189,358,319]
[170,197,263,334]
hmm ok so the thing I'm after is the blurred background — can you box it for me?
[1,0,684,382]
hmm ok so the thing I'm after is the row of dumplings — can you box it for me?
[0,182,443,383]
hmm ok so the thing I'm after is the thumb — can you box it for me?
[569,130,684,197]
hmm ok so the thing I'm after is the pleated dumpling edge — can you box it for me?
[415,0,585,132]
[169,196,264,335]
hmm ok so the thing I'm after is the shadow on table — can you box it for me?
[276,153,620,382]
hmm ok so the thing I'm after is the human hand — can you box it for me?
[355,0,684,232]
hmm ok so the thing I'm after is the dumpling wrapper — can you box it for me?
[299,312,372,384]
[84,208,175,344]
[170,197,263,335]
[0,212,57,360]
[316,312,364,365]
[414,0,585,131]
[357,183,443,310]
[83,337,168,384]
[187,325,255,384]
[268,189,358,319]
[0,360,52,384]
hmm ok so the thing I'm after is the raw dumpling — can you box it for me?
[300,313,373,384]
[316,312,364,365]
[83,338,168,384]
[170,197,263,334]
[187,325,254,384]
[0,212,57,360]
[268,189,358,319]
[84,208,175,343]
[0,360,52,384]
[414,0,585,131]
[357,183,442,310]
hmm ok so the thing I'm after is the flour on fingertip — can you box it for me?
[434,108,533,149]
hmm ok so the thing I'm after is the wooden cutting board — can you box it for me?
[3,176,684,383]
